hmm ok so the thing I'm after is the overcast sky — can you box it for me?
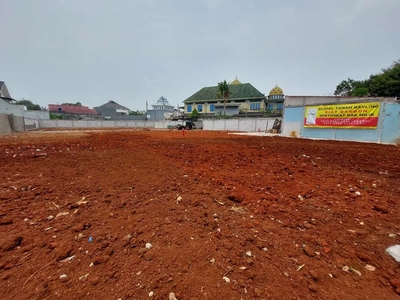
[1,0,399,110]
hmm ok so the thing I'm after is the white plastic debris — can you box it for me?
[245,251,252,257]
[59,274,68,282]
[169,292,178,300]
[365,264,376,271]
[222,276,230,283]
[351,268,362,276]
[79,273,89,280]
[77,197,88,205]
[60,255,75,262]
[56,211,69,218]
[386,245,400,262]
[145,243,152,249]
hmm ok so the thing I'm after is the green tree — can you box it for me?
[334,78,354,96]
[189,108,199,120]
[61,102,82,106]
[50,114,64,120]
[334,60,400,97]
[15,99,42,110]
[352,87,369,97]
[368,61,400,97]
[217,80,231,117]
[334,78,368,96]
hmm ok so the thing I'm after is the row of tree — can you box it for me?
[14,99,44,111]
[334,60,400,97]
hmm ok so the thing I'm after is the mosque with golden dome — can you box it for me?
[266,85,285,112]
[182,77,284,117]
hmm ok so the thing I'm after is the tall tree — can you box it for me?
[334,60,400,97]
[217,80,230,117]
[334,78,368,96]
[15,99,42,110]
[368,61,400,97]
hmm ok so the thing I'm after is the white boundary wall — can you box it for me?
[28,118,279,132]
[203,118,277,132]
[38,120,156,128]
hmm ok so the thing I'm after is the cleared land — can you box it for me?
[0,130,399,299]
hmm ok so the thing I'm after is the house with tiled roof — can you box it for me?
[48,104,98,120]
[183,77,267,117]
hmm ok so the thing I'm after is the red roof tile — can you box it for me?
[48,104,98,115]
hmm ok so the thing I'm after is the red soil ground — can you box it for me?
[0,130,399,300]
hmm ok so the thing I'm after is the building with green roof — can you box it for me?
[183,77,268,117]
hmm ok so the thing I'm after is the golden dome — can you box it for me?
[230,76,242,85]
[269,85,284,96]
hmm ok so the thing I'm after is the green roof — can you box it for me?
[183,83,265,103]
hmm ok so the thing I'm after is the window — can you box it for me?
[187,105,192,113]
[250,102,260,110]
[277,103,283,110]
[197,104,203,112]
[210,104,215,112]
[267,104,274,110]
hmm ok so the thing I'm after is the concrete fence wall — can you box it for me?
[2,117,280,134]
[0,114,25,135]
[23,110,50,120]
[203,118,277,131]
[38,119,156,129]
[0,99,49,119]
[30,118,278,132]
[24,118,41,131]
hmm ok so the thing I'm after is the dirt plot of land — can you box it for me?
[0,130,399,300]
